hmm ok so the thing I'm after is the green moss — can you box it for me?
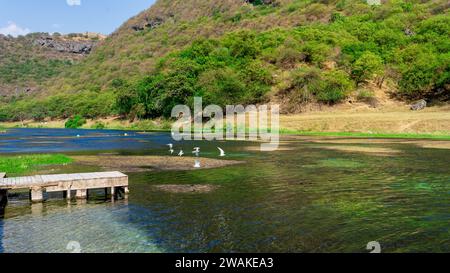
[0,154,73,176]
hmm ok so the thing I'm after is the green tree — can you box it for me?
[352,51,383,84]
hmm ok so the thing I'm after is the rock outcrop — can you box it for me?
[246,0,279,6]
[131,17,165,31]
[32,36,98,54]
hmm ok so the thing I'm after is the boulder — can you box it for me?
[410,99,427,111]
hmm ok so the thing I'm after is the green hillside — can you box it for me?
[0,0,448,121]
[0,32,102,110]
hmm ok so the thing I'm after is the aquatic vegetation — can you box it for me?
[154,184,218,194]
[316,158,366,169]
[316,145,400,156]
[317,199,383,219]
[414,182,433,191]
[0,154,73,176]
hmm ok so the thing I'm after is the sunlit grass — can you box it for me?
[0,154,72,176]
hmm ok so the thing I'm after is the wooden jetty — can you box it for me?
[0,171,128,203]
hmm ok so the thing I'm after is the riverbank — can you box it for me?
[1,106,450,140]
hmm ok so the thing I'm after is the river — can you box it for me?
[0,128,448,253]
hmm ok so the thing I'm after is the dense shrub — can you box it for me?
[199,68,246,106]
[315,70,354,103]
[351,51,383,84]
[65,115,86,129]
[291,67,353,104]
[114,30,273,118]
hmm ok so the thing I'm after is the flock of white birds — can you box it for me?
[74,133,226,169]
[167,143,226,168]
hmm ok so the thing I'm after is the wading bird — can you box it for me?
[192,147,200,156]
[218,147,226,157]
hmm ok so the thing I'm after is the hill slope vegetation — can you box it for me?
[0,0,448,122]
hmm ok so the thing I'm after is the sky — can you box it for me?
[0,0,156,36]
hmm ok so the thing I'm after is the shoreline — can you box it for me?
[2,109,450,140]
[2,125,449,140]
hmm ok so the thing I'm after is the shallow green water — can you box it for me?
[0,129,449,253]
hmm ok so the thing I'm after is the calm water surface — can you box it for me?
[0,128,449,253]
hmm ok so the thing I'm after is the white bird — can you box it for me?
[169,149,174,155]
[218,147,226,157]
[178,150,184,157]
[194,160,201,168]
[124,133,128,136]
[192,147,200,156]
[76,135,80,138]
[167,144,173,149]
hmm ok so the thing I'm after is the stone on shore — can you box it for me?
[410,99,427,111]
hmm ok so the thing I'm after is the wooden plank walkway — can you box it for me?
[0,171,128,202]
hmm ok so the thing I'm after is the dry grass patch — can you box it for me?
[280,108,450,134]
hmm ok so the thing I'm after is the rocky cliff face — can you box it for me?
[32,36,97,55]
[0,33,104,97]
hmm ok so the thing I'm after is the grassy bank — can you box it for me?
[0,154,72,176]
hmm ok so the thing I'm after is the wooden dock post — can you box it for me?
[0,189,7,208]
[31,187,44,202]
[76,189,87,199]
[124,187,129,200]
[111,187,116,202]
[0,173,7,217]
